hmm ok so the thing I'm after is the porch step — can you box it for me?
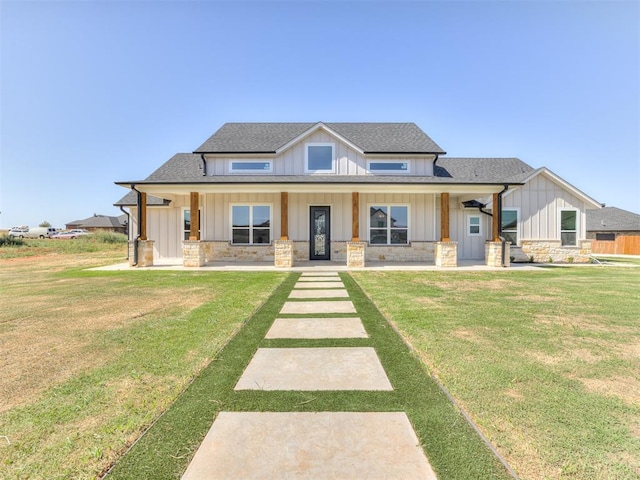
[510,246,531,263]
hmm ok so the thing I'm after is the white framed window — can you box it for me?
[231,204,272,245]
[467,215,482,236]
[367,160,410,174]
[305,143,335,173]
[182,207,202,241]
[229,160,272,173]
[501,209,519,245]
[559,209,578,246]
[369,205,409,245]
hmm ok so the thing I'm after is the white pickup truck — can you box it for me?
[8,226,58,238]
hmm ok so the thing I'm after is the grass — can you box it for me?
[351,266,640,479]
[0,243,286,479]
[106,273,511,479]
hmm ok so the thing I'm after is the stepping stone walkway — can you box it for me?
[182,272,437,479]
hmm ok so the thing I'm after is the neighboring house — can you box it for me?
[586,207,640,255]
[115,122,601,268]
[66,214,127,234]
[586,207,640,240]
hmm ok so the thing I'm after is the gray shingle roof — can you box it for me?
[67,215,125,228]
[586,207,640,232]
[436,157,535,184]
[193,122,446,154]
[114,191,173,207]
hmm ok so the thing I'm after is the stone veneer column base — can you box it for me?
[485,242,511,267]
[347,242,367,268]
[435,242,457,267]
[129,240,154,267]
[274,240,294,268]
[183,240,206,267]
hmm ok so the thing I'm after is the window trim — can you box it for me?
[367,160,410,174]
[305,143,335,174]
[367,203,410,245]
[467,214,482,237]
[229,203,273,245]
[181,206,203,241]
[559,208,579,246]
[501,208,520,245]
[229,160,273,174]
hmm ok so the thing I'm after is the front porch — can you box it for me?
[129,187,511,269]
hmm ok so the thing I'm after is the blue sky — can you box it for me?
[1,0,638,229]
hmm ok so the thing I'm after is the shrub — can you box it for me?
[89,231,128,244]
[0,235,24,247]
[568,256,574,263]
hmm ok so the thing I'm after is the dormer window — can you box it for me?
[229,160,272,173]
[367,160,410,174]
[305,143,335,173]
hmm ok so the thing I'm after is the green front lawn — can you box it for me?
[352,266,640,479]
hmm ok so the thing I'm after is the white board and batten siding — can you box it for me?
[204,130,436,176]
[504,173,589,241]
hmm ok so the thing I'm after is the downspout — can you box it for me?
[119,205,131,260]
[131,184,142,266]
[200,154,207,176]
[497,184,509,267]
[432,154,440,172]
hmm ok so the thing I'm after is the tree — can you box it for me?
[39,221,51,227]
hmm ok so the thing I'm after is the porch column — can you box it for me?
[436,192,457,267]
[352,192,359,241]
[492,192,500,241]
[280,192,289,240]
[440,192,450,241]
[138,191,147,240]
[190,192,200,240]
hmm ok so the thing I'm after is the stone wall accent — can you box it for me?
[365,242,436,263]
[183,240,206,267]
[520,240,592,263]
[347,242,366,268]
[129,239,154,267]
[202,241,275,263]
[485,241,511,268]
[274,240,294,268]
[435,242,457,268]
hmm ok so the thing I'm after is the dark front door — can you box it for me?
[310,206,330,260]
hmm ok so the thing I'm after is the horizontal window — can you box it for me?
[231,205,271,244]
[367,161,409,173]
[229,161,272,173]
[369,205,409,245]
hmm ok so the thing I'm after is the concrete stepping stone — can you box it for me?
[265,318,368,339]
[235,347,392,391]
[181,411,437,480]
[297,276,343,282]
[289,289,348,299]
[294,281,344,289]
[280,301,356,314]
[300,272,339,277]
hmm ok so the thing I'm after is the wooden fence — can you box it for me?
[591,236,640,255]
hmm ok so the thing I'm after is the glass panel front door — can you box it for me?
[310,206,330,260]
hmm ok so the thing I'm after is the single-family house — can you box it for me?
[115,122,601,268]
[586,206,640,255]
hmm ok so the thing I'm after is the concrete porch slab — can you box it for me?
[181,412,436,479]
[265,318,368,339]
[234,347,392,390]
[288,289,349,299]
[294,281,345,289]
[280,301,356,314]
